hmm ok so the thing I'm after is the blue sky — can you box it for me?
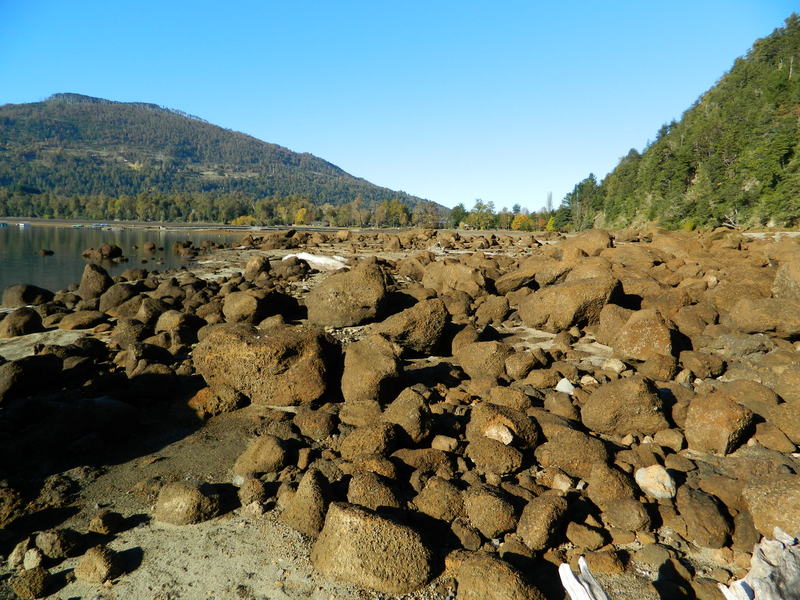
[0,1,797,211]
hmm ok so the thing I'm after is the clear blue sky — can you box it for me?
[0,1,797,211]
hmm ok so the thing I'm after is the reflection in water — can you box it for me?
[0,226,241,292]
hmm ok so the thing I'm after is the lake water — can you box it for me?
[0,224,242,294]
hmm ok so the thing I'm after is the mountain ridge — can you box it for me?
[0,93,437,222]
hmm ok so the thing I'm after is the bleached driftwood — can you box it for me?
[282,252,348,272]
[718,528,800,600]
[559,557,611,600]
[560,529,800,600]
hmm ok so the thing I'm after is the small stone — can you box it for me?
[555,378,575,395]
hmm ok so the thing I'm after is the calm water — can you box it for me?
[0,224,242,293]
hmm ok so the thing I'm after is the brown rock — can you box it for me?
[602,498,652,531]
[293,406,338,441]
[153,481,222,525]
[586,463,637,509]
[233,435,289,477]
[78,263,113,299]
[685,393,754,455]
[580,376,668,437]
[2,284,53,308]
[373,298,448,354]
[340,334,401,411]
[311,502,433,593]
[728,297,800,337]
[35,528,82,559]
[612,308,674,361]
[58,310,106,330]
[414,477,464,522]
[244,255,271,280]
[421,260,486,298]
[381,387,430,443]
[742,474,800,537]
[466,402,540,449]
[676,487,731,549]
[463,485,518,538]
[98,283,138,313]
[306,262,388,327]
[339,422,402,461]
[466,437,523,475]
[10,566,49,599]
[455,553,545,600]
[0,307,43,337]
[346,471,404,510]
[518,276,621,333]
[280,469,328,537]
[74,545,124,583]
[517,492,568,551]
[455,340,514,380]
[193,323,340,406]
[88,510,125,535]
[534,428,608,480]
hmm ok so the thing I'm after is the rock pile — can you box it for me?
[3,226,800,598]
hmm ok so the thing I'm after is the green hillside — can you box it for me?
[561,14,800,230]
[0,93,433,223]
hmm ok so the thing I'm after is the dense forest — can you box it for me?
[559,14,800,230]
[0,93,433,221]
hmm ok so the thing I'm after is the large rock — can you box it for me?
[0,354,61,404]
[455,553,546,600]
[311,502,433,593]
[340,334,401,407]
[421,260,485,298]
[193,324,340,406]
[233,435,289,477]
[517,492,568,551]
[0,307,43,338]
[580,376,668,437]
[455,341,514,380]
[676,487,731,549]
[306,262,388,327]
[684,392,754,455]
[518,277,621,333]
[153,481,222,525]
[728,298,800,337]
[58,310,106,330]
[373,298,448,354]
[2,284,53,308]
[280,469,328,537]
[612,308,674,361]
[78,263,113,299]
[98,283,138,313]
[244,255,271,280]
[772,261,800,299]
[74,545,124,583]
[534,428,608,480]
[463,485,518,538]
[742,475,800,537]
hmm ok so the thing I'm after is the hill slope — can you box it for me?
[563,14,800,230]
[0,93,432,222]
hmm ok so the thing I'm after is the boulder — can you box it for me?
[193,324,340,406]
[414,477,464,522]
[771,260,800,299]
[676,487,731,549]
[340,334,401,409]
[612,308,674,361]
[280,469,328,537]
[10,567,49,599]
[742,475,800,537]
[455,341,514,380]
[455,553,546,600]
[0,307,43,337]
[728,298,800,337]
[580,376,669,437]
[421,260,486,298]
[306,262,388,327]
[339,422,402,461]
[311,502,433,593]
[346,471,404,511]
[517,493,568,551]
[372,298,448,354]
[153,481,222,525]
[78,263,113,299]
[58,310,106,330]
[244,255,271,280]
[534,428,608,480]
[0,354,62,404]
[98,283,138,313]
[463,485,518,538]
[685,393,754,455]
[518,277,621,333]
[74,545,124,583]
[634,465,676,500]
[233,435,289,477]
[2,284,53,308]
[382,387,431,443]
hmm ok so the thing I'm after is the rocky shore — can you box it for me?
[1,226,799,599]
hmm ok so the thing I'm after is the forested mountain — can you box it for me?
[560,14,800,230]
[0,93,433,223]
